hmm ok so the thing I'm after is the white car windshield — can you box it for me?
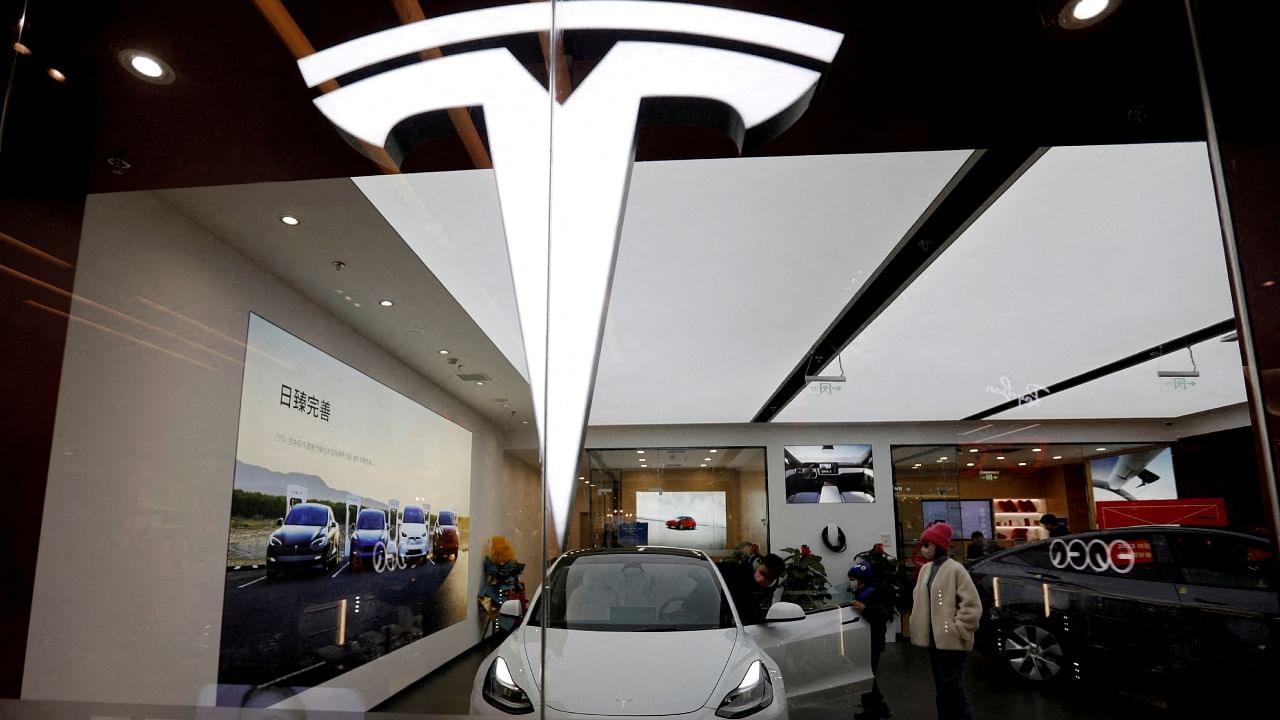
[529,553,734,631]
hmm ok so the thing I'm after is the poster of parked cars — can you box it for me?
[784,444,875,503]
[635,491,727,550]
[217,314,472,706]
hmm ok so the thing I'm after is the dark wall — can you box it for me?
[1172,426,1266,534]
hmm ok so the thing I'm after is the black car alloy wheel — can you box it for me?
[1003,623,1066,681]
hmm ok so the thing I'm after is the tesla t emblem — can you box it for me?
[616,697,633,709]
[299,2,842,545]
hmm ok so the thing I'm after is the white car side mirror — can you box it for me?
[499,598,522,618]
[764,601,805,623]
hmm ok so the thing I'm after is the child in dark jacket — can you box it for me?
[849,560,894,719]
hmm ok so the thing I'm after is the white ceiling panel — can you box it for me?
[777,142,1236,423]
[991,337,1245,420]
[589,151,971,424]
[354,171,528,380]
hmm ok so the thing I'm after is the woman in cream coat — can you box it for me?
[910,522,982,720]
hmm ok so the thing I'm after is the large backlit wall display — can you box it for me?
[21,189,524,711]
[784,444,875,503]
[635,491,728,550]
[1090,447,1178,504]
[218,314,472,702]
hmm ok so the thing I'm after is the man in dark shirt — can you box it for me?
[1039,513,1069,538]
[721,553,784,624]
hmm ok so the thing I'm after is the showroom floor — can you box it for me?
[372,634,1204,719]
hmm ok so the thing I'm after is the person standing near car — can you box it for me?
[849,560,894,720]
[1039,513,1069,538]
[910,522,981,720]
[722,553,784,624]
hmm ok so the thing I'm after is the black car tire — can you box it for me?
[1002,622,1068,682]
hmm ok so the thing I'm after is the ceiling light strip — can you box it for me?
[753,146,1047,423]
[962,318,1237,420]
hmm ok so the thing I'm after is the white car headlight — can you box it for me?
[269,536,282,547]
[482,657,533,714]
[715,660,773,718]
[310,535,327,548]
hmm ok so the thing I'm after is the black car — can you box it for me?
[968,526,1277,686]
[266,502,341,578]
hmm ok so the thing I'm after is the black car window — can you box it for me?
[439,511,456,526]
[402,507,425,524]
[1001,536,1167,581]
[1170,534,1275,591]
[284,505,329,526]
[1000,543,1057,570]
[357,511,385,530]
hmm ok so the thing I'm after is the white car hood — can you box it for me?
[524,627,737,715]
[400,522,427,537]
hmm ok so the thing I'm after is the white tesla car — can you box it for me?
[471,546,872,718]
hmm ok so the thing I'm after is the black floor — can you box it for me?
[373,635,1213,719]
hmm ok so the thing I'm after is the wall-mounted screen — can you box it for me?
[635,491,727,549]
[921,499,994,540]
[217,314,472,705]
[1090,447,1177,503]
[784,444,874,503]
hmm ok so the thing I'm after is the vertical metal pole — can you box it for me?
[1183,0,1280,547]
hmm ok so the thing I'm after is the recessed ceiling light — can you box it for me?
[475,381,484,386]
[379,300,393,307]
[966,462,974,467]
[583,481,588,485]
[636,450,645,454]
[996,456,1006,460]
[578,476,584,480]
[118,49,175,84]
[353,302,361,307]
[939,456,948,461]
[47,68,65,82]
[1264,280,1277,288]
[704,457,711,461]
[1018,462,1027,466]
[1059,0,1119,29]
[1096,447,1107,452]
[1071,0,1109,21]
[14,42,31,56]
[700,464,707,468]
[279,215,300,226]
[1032,448,1042,453]
[710,449,718,453]
[521,420,529,424]
[1053,455,1063,460]
[968,449,978,453]
[438,349,449,355]
[334,289,344,294]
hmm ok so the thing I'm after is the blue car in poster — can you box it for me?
[266,502,341,579]
[350,508,389,571]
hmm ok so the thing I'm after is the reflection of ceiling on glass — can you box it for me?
[591,447,765,471]
[778,143,1243,423]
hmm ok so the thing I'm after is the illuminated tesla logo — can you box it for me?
[1049,537,1140,574]
[299,1,842,545]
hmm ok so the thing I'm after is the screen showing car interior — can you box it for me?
[635,491,728,550]
[217,313,473,706]
[784,444,874,503]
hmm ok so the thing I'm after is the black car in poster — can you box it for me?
[967,526,1277,687]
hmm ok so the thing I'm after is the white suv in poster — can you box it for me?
[399,504,431,565]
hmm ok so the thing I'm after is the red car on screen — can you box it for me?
[666,515,697,530]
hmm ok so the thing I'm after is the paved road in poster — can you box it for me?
[217,548,469,707]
